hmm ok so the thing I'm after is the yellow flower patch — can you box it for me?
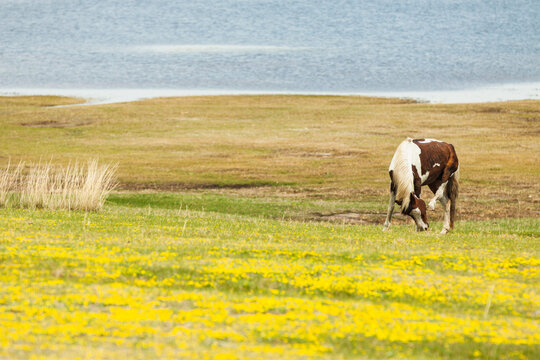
[0,209,538,359]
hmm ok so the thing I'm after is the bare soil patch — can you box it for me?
[310,212,405,225]
[117,181,279,191]
[20,120,92,128]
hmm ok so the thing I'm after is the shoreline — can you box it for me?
[1,82,539,106]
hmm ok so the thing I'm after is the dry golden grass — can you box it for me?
[0,159,116,211]
[0,95,538,219]
[0,160,24,207]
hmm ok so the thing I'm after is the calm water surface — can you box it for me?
[1,0,539,94]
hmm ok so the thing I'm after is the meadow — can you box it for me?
[0,95,538,359]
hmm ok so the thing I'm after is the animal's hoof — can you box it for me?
[382,227,389,232]
[428,202,436,211]
[440,228,449,235]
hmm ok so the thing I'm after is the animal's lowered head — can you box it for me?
[407,193,429,231]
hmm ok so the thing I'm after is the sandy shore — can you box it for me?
[1,82,539,106]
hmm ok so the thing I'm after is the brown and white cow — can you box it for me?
[383,138,459,234]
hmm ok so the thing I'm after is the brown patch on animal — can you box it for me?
[403,193,416,215]
[413,139,459,182]
[416,196,428,226]
[411,165,422,196]
[389,170,396,193]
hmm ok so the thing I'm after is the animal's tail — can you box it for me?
[447,167,459,229]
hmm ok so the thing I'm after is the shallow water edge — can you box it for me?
[1,82,539,106]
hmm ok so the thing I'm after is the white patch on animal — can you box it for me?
[409,142,430,184]
[382,191,396,231]
[433,163,440,168]
[411,208,428,231]
[428,180,448,210]
[418,138,442,144]
[388,138,417,212]
[440,196,451,234]
[420,170,429,184]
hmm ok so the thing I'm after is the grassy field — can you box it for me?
[1,95,539,220]
[0,95,539,359]
[0,201,538,359]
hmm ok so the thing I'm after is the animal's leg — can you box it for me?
[439,195,451,234]
[428,181,447,210]
[382,191,396,231]
[448,171,459,230]
[429,167,456,210]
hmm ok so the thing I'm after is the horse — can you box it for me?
[382,138,459,234]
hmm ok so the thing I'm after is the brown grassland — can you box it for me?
[0,95,538,223]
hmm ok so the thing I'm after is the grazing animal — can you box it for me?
[383,138,459,234]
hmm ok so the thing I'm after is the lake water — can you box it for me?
[1,0,539,103]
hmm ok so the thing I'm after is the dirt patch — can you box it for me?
[521,116,540,122]
[311,212,410,225]
[275,149,366,159]
[20,120,92,128]
[475,107,507,114]
[117,181,280,191]
[312,212,372,224]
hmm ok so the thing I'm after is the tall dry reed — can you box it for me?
[0,160,25,207]
[0,160,117,211]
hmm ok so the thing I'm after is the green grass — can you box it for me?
[107,192,381,221]
[0,193,538,359]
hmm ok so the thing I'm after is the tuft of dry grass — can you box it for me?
[0,160,116,211]
[0,160,24,207]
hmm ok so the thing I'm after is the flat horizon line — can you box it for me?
[1,82,539,106]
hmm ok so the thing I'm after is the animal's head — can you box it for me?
[408,193,429,231]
